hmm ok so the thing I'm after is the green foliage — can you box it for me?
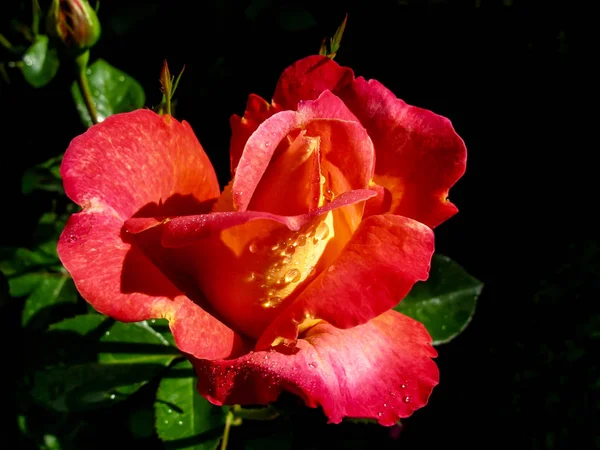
[31,314,179,412]
[155,360,227,450]
[21,35,60,88]
[21,155,63,195]
[71,58,145,127]
[395,255,483,344]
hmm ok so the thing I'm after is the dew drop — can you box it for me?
[178,420,183,425]
[324,189,334,201]
[284,268,301,283]
[378,412,383,417]
[109,394,116,400]
[314,222,329,241]
[308,267,316,276]
[66,234,78,243]
[403,396,412,403]
[283,246,295,256]
[328,265,335,273]
[164,420,169,425]
[167,409,172,414]
[390,391,397,397]
[118,75,125,82]
[320,175,326,185]
[86,69,92,75]
[248,241,258,253]
[383,403,388,407]
[265,142,270,147]
[151,319,156,323]
[295,234,307,247]
[308,362,318,368]
[270,242,281,251]
[24,57,33,66]
[104,331,110,336]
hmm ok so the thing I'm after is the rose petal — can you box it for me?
[62,109,220,220]
[257,214,434,349]
[230,94,281,175]
[232,91,367,212]
[158,189,377,248]
[273,55,353,110]
[248,130,321,215]
[150,190,376,339]
[58,210,245,360]
[341,78,467,228]
[272,55,467,228]
[192,310,439,425]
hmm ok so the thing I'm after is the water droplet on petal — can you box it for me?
[283,246,295,256]
[320,175,326,185]
[328,265,335,273]
[378,412,383,417]
[265,142,270,147]
[284,268,301,283]
[403,396,412,403]
[308,362,318,368]
[295,234,307,247]
[248,241,258,253]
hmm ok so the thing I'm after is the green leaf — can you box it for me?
[22,273,78,328]
[155,360,227,450]
[31,314,179,412]
[394,255,483,345]
[71,58,145,127]
[21,35,60,88]
[0,246,58,277]
[148,318,176,346]
[22,154,63,195]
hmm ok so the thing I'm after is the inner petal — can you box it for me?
[194,212,335,339]
[248,130,321,216]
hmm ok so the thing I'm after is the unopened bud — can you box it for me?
[46,0,101,55]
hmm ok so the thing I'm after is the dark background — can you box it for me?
[2,1,594,449]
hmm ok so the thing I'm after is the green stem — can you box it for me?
[220,410,234,450]
[231,404,280,421]
[32,0,41,35]
[75,51,98,124]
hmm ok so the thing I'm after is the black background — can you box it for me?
[2,1,594,449]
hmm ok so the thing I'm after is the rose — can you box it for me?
[58,55,466,425]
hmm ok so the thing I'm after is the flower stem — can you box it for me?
[220,410,234,450]
[231,404,280,420]
[75,51,98,125]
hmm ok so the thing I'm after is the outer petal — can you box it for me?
[58,210,245,360]
[273,55,353,110]
[257,214,434,349]
[340,78,467,228]
[272,55,466,228]
[192,310,439,426]
[61,109,220,219]
[58,110,242,359]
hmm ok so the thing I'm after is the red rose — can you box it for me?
[58,55,466,425]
